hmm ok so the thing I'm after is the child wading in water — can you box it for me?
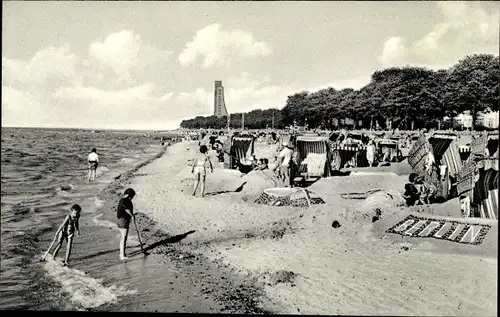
[117,188,136,260]
[41,204,81,266]
[192,145,214,197]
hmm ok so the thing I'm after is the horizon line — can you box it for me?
[1,125,180,132]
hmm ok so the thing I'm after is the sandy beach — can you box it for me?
[110,140,498,315]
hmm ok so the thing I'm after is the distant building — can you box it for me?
[481,111,499,128]
[444,110,499,130]
[213,81,228,118]
[454,111,474,129]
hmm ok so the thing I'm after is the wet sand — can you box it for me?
[77,147,273,313]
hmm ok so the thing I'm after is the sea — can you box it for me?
[0,127,166,310]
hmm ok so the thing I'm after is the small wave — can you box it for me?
[56,191,71,197]
[94,198,105,209]
[30,174,44,181]
[92,214,117,229]
[98,166,109,172]
[12,204,32,216]
[95,166,109,177]
[42,256,137,310]
[57,184,75,192]
[118,158,134,165]
[55,184,76,196]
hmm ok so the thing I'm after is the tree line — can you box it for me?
[180,54,499,130]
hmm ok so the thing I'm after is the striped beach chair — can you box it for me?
[458,156,499,219]
[329,143,368,169]
[408,132,463,200]
[293,136,330,186]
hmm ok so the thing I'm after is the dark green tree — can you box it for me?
[444,54,499,129]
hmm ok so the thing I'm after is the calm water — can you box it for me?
[0,127,163,310]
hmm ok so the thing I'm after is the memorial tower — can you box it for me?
[213,81,228,118]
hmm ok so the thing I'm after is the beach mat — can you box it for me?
[372,210,498,257]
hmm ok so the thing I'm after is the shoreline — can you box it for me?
[90,141,274,314]
[25,139,495,314]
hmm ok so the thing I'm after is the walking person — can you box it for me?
[279,142,294,187]
[191,145,214,197]
[117,188,136,260]
[41,204,82,266]
[88,148,99,182]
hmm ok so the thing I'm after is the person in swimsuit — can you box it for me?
[191,145,214,197]
[117,188,136,260]
[44,204,82,266]
[279,143,294,187]
[88,148,99,182]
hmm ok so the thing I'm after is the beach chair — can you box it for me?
[227,135,255,170]
[408,132,463,200]
[457,155,498,219]
[347,132,369,145]
[329,142,368,169]
[376,139,401,163]
[293,135,331,186]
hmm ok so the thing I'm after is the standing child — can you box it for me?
[42,204,82,266]
[191,145,214,197]
[117,188,136,260]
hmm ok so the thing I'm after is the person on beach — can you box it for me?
[261,158,269,170]
[402,183,418,206]
[366,140,376,167]
[117,188,136,260]
[279,143,294,187]
[269,156,279,172]
[249,153,258,169]
[253,159,263,171]
[42,204,81,266]
[424,145,435,176]
[191,145,214,197]
[88,148,99,182]
[419,178,437,205]
[253,158,269,171]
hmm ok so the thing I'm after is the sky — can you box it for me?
[2,1,499,130]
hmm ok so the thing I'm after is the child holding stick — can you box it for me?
[41,204,82,266]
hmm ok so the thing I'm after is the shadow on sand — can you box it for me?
[204,182,247,196]
[72,231,197,261]
[72,248,120,262]
[331,170,352,177]
[142,230,196,252]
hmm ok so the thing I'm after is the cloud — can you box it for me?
[379,1,499,67]
[89,30,172,85]
[178,23,272,69]
[50,83,212,129]
[1,30,187,130]
[3,45,80,90]
[2,85,58,127]
[378,36,407,67]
